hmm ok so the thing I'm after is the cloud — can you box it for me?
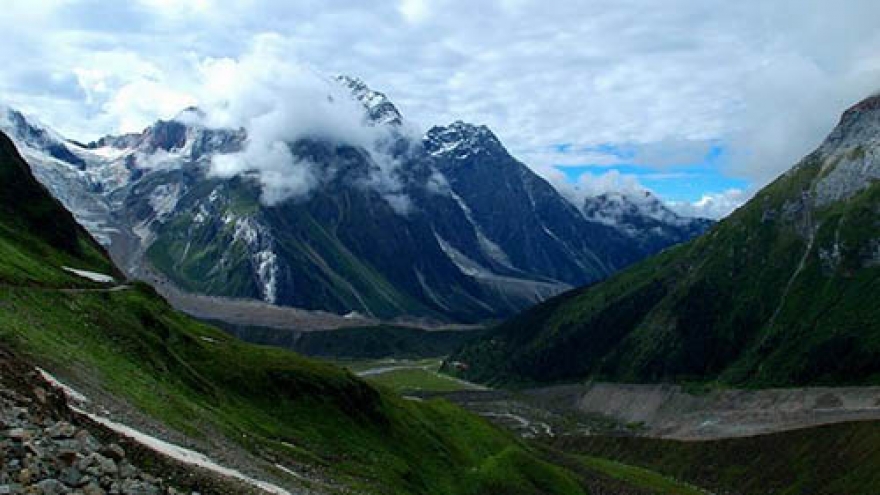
[196,35,408,207]
[399,0,429,23]
[533,165,648,208]
[667,188,749,219]
[2,0,880,206]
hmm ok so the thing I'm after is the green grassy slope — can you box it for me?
[554,421,880,495]
[0,132,116,285]
[0,285,587,494]
[450,117,880,388]
[0,130,590,494]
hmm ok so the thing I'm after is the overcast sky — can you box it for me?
[2,0,879,217]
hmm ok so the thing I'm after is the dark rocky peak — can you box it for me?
[140,119,190,152]
[88,132,142,150]
[423,121,505,160]
[87,119,190,153]
[89,113,244,160]
[336,75,403,126]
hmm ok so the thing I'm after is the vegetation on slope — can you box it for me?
[554,421,880,495]
[0,284,589,494]
[450,141,880,388]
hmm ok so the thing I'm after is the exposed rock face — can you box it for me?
[814,94,880,207]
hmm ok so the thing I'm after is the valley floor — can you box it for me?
[426,379,880,495]
[133,264,483,332]
[430,380,880,440]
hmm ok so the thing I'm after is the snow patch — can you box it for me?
[228,216,278,303]
[447,190,514,267]
[36,368,89,405]
[62,267,115,284]
[254,249,279,304]
[434,233,493,278]
[148,183,182,221]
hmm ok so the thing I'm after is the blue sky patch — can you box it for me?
[552,143,749,202]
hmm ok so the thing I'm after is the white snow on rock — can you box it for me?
[62,267,115,283]
[36,368,90,405]
[254,249,279,304]
[148,183,182,221]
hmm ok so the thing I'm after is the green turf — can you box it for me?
[333,358,482,394]
[554,421,880,495]
[575,456,705,495]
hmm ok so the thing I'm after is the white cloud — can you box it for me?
[399,0,429,23]
[576,170,646,197]
[1,0,879,205]
[196,35,407,207]
[531,165,648,209]
[668,188,749,219]
[105,80,197,133]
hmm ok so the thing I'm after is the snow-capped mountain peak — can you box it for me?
[336,75,403,126]
[582,189,712,243]
[423,121,503,159]
[1,75,712,321]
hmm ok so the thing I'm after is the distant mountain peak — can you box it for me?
[423,121,503,159]
[336,75,402,126]
[582,189,712,240]
[4,76,711,322]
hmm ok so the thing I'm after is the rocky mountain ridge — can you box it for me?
[0,78,710,322]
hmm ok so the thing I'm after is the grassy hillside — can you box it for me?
[450,123,880,388]
[0,130,595,494]
[0,284,588,494]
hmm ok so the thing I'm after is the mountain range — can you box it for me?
[450,93,880,387]
[0,76,710,323]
